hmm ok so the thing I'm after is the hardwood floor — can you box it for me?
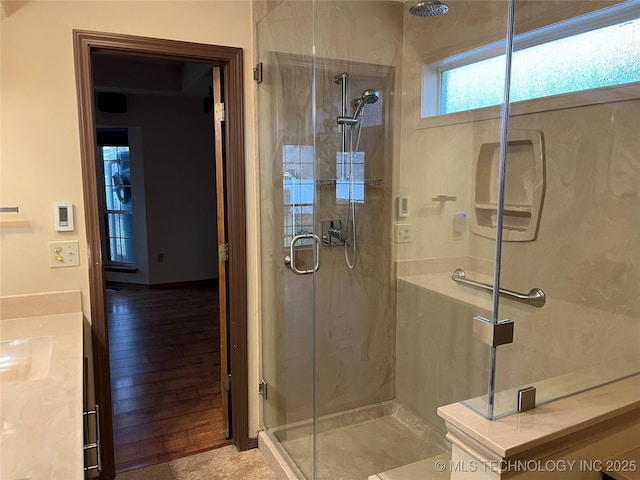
[106,283,230,473]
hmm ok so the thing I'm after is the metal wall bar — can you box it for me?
[452,269,546,308]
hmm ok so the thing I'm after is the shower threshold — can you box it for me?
[263,401,450,480]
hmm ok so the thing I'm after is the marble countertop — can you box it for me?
[438,373,640,459]
[1,311,84,480]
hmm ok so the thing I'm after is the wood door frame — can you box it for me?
[73,30,248,479]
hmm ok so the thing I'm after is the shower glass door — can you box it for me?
[257,2,317,476]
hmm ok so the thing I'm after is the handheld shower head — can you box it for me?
[352,89,380,119]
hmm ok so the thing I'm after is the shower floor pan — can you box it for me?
[270,401,449,480]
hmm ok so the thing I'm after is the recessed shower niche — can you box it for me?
[471,129,545,241]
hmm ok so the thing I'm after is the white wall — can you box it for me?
[0,0,261,435]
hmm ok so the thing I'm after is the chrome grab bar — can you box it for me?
[285,234,321,275]
[451,268,546,308]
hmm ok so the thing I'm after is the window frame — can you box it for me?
[96,129,136,267]
[421,1,640,120]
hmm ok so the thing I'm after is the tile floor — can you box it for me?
[278,411,448,479]
[116,446,276,480]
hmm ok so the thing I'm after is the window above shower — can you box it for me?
[421,1,640,118]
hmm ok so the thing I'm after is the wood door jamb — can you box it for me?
[73,30,248,479]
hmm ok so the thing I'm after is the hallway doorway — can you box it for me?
[74,31,248,480]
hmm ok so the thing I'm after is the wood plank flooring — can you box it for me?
[106,283,230,473]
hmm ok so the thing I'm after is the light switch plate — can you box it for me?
[49,240,80,268]
[394,224,412,244]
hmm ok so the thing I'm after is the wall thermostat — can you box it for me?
[398,196,409,218]
[54,202,74,232]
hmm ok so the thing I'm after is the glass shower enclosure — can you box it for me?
[257,0,640,478]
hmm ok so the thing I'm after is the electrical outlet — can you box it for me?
[394,224,412,244]
[49,240,80,268]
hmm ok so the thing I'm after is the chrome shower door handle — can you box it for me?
[286,234,321,275]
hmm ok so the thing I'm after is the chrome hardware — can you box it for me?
[452,268,546,308]
[0,206,19,213]
[473,316,514,347]
[321,219,347,246]
[83,404,102,472]
[286,233,321,275]
[316,178,383,186]
[517,386,536,412]
[253,62,263,83]
[258,379,268,400]
[337,116,359,126]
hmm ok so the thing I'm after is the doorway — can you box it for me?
[74,31,248,480]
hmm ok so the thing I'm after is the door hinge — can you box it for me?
[222,373,231,392]
[214,102,225,122]
[258,379,268,400]
[472,316,514,347]
[253,62,263,83]
[218,243,229,262]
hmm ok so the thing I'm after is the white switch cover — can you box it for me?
[394,224,413,244]
[49,241,80,268]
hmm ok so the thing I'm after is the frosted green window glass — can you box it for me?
[440,17,640,114]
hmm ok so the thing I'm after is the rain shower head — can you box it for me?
[352,89,379,118]
[410,0,449,17]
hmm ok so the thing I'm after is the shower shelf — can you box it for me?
[471,129,545,242]
[315,178,383,186]
[474,203,532,213]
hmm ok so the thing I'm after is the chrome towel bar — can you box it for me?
[451,268,546,308]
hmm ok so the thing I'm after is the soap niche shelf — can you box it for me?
[471,129,545,242]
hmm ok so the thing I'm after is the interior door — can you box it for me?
[212,65,230,438]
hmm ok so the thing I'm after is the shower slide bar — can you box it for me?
[452,268,546,308]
